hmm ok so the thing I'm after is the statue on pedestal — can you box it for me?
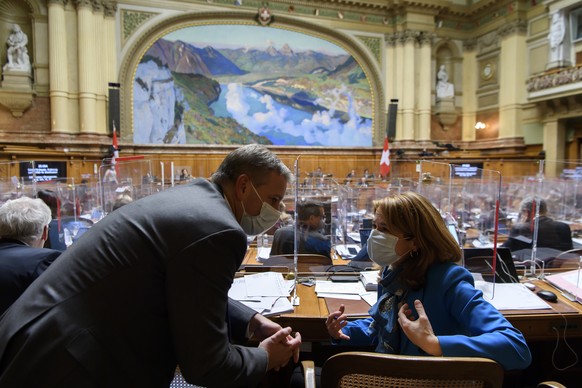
[3,24,30,73]
[436,65,454,99]
[547,10,570,69]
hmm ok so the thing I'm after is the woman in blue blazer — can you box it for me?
[326,192,532,371]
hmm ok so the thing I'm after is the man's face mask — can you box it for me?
[240,182,281,236]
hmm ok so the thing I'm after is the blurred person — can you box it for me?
[111,194,133,212]
[0,144,301,387]
[502,196,573,252]
[0,197,61,315]
[326,192,531,371]
[36,189,66,251]
[179,168,192,181]
[271,200,331,258]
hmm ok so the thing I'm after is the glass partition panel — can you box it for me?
[504,160,582,276]
[99,159,153,215]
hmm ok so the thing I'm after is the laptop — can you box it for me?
[462,247,520,283]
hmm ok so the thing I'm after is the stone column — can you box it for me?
[417,32,433,141]
[461,39,477,141]
[543,119,565,178]
[75,0,97,134]
[498,20,527,139]
[400,31,416,141]
[48,0,71,133]
[394,35,404,141]
[93,1,107,135]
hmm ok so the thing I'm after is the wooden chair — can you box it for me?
[303,351,505,388]
[263,253,333,274]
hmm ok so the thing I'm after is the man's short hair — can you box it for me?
[0,197,51,245]
[520,196,547,215]
[211,144,293,187]
[297,201,324,222]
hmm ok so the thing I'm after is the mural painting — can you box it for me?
[133,24,373,146]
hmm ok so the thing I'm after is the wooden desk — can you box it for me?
[242,247,582,342]
[240,245,582,387]
[269,279,582,343]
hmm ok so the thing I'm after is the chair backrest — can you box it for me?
[321,352,504,388]
[262,254,333,273]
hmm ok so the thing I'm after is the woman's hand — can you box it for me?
[398,299,442,356]
[325,304,351,341]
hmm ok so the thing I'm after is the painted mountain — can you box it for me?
[133,25,373,146]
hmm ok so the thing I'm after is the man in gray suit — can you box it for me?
[0,144,301,387]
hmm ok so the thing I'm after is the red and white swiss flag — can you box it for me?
[379,136,391,177]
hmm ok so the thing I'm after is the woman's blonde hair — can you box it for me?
[373,191,461,289]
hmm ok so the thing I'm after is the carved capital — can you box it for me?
[385,33,399,47]
[498,19,527,38]
[92,0,103,12]
[103,1,117,17]
[48,0,69,6]
[73,0,92,9]
[418,32,435,47]
[463,38,478,51]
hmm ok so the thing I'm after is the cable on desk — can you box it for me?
[550,311,579,372]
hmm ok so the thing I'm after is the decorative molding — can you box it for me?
[47,0,68,6]
[418,32,435,47]
[73,0,92,9]
[103,1,117,18]
[0,90,34,118]
[527,65,582,93]
[385,31,429,47]
[355,35,381,63]
[497,19,527,38]
[463,38,477,51]
[91,0,103,13]
[121,9,157,46]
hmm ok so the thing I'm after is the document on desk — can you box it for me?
[475,281,551,310]
[334,244,361,259]
[315,280,367,297]
[245,272,292,297]
[256,247,271,261]
[228,274,295,315]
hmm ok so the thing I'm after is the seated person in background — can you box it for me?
[344,169,356,184]
[36,189,65,251]
[179,168,192,181]
[0,197,62,315]
[363,168,374,180]
[271,200,331,258]
[326,192,531,371]
[502,196,573,252]
[112,194,133,212]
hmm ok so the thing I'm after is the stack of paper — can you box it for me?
[228,272,295,316]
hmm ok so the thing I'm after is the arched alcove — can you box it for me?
[118,11,385,147]
[0,0,34,69]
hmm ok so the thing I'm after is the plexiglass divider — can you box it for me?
[99,159,153,215]
[502,160,582,282]
[418,161,506,295]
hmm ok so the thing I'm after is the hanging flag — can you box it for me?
[379,136,391,177]
[111,122,119,164]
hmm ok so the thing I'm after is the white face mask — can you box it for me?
[366,229,401,267]
[240,182,281,236]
